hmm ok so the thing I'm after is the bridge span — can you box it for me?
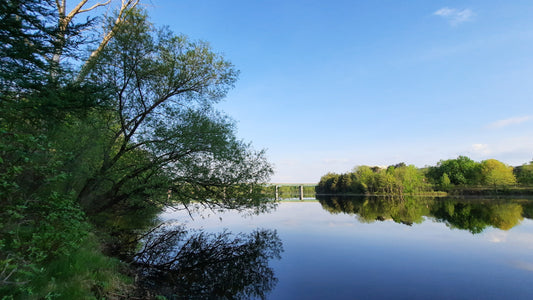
[267,183,317,200]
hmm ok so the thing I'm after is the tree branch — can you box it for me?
[65,0,90,23]
[77,0,140,81]
[77,0,112,14]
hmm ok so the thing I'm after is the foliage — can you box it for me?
[317,164,430,195]
[0,0,98,294]
[514,161,533,185]
[440,173,452,191]
[1,1,273,298]
[427,156,482,186]
[480,159,516,187]
[1,234,132,299]
[316,173,341,194]
[77,8,272,214]
[318,156,532,195]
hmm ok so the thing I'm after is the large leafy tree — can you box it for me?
[78,9,272,214]
[316,172,341,194]
[480,159,516,187]
[0,0,102,292]
[427,156,482,186]
[354,166,378,194]
[1,1,272,296]
[391,164,428,194]
[515,161,533,185]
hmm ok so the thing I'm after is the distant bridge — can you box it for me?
[266,183,317,200]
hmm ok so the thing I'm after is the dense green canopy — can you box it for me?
[1,1,272,297]
[317,156,528,195]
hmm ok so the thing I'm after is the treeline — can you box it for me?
[1,1,271,298]
[317,156,533,195]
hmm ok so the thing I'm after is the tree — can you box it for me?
[316,173,340,194]
[375,169,400,194]
[392,164,427,194]
[480,159,516,187]
[51,0,140,79]
[427,156,481,186]
[440,173,452,191]
[1,0,53,95]
[77,8,272,214]
[353,166,377,194]
[337,174,353,193]
[1,0,102,293]
[515,162,533,185]
[1,2,273,296]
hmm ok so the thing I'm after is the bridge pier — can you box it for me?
[271,183,315,200]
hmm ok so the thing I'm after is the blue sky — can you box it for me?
[147,0,533,183]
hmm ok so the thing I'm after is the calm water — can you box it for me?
[153,197,533,299]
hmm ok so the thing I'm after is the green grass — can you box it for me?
[449,186,533,196]
[9,233,133,300]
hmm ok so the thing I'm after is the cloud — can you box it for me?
[434,7,474,26]
[471,143,491,155]
[465,136,533,165]
[511,261,533,272]
[487,116,532,129]
[485,231,507,243]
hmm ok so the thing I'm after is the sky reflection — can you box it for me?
[161,200,533,299]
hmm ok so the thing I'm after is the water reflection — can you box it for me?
[318,196,531,234]
[133,224,283,299]
[153,198,533,299]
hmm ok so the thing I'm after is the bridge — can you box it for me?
[267,183,317,200]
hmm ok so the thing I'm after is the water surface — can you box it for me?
[157,197,533,299]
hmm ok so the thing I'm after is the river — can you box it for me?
[137,196,533,299]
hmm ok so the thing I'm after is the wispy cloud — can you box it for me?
[471,143,491,155]
[511,261,533,272]
[434,7,475,26]
[487,116,532,129]
[485,231,507,243]
[466,135,533,165]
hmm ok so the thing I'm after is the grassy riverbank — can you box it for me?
[448,186,533,196]
[1,233,132,299]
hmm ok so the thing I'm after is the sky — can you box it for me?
[145,0,533,183]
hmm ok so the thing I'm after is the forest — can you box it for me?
[316,156,533,195]
[0,0,273,298]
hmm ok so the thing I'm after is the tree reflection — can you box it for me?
[431,201,491,234]
[431,200,523,233]
[317,195,527,234]
[318,196,432,225]
[133,225,283,299]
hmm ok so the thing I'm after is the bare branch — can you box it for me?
[77,0,112,14]
[77,0,140,81]
[52,0,140,78]
[55,0,63,15]
[65,0,89,22]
